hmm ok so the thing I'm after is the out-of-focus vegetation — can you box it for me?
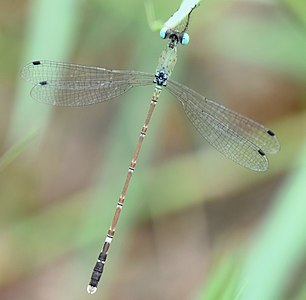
[0,0,305,299]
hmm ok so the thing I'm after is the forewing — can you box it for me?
[21,60,153,106]
[167,80,280,154]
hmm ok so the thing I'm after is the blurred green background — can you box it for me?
[0,0,306,299]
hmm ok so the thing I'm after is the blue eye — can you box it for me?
[181,33,190,45]
[160,27,168,39]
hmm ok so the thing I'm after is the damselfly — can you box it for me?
[21,7,280,295]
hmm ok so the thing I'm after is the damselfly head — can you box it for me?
[159,28,190,47]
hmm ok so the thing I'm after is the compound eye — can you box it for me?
[160,27,168,39]
[181,32,190,45]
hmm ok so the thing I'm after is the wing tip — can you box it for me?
[21,60,43,82]
[266,129,281,154]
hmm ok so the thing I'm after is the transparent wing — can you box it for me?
[21,60,154,106]
[166,79,280,171]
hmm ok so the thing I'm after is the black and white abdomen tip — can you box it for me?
[87,285,97,294]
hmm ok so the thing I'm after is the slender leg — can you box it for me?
[87,87,162,294]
